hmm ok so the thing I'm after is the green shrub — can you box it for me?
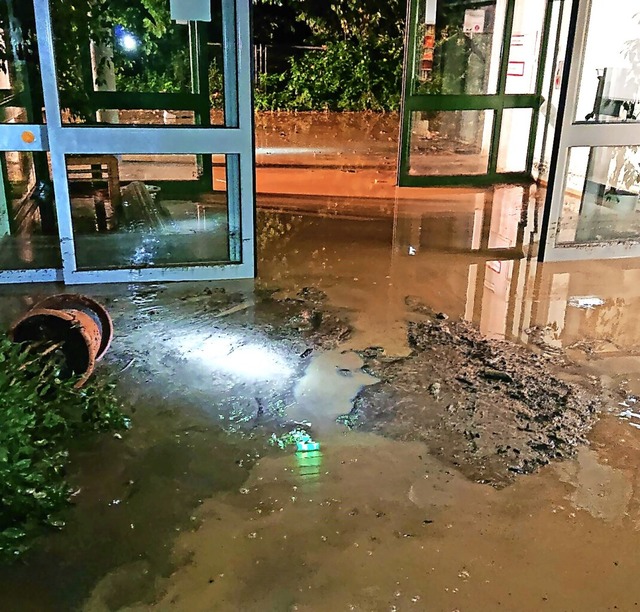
[255,38,403,112]
[0,336,129,562]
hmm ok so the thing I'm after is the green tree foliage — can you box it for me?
[256,39,402,111]
[0,0,192,117]
[0,337,129,562]
[254,0,406,111]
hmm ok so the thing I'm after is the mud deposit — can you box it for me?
[352,300,603,487]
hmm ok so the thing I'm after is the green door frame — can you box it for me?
[398,0,555,187]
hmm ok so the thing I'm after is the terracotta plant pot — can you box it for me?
[10,294,113,388]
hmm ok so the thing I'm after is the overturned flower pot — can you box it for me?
[10,294,113,388]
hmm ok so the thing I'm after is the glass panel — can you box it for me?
[66,153,236,269]
[413,0,503,96]
[409,110,493,176]
[0,1,44,124]
[575,0,640,123]
[558,146,640,244]
[50,0,226,126]
[505,0,547,95]
[0,151,60,269]
[497,108,532,172]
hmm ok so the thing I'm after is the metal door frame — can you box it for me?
[540,0,640,261]
[0,0,255,284]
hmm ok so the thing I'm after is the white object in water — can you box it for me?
[568,296,605,309]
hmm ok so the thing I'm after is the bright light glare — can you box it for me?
[121,34,138,51]
[175,333,294,380]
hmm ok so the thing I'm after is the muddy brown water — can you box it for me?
[2,184,640,610]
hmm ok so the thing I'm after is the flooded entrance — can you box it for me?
[398,0,556,186]
[1,1,640,609]
[543,0,640,260]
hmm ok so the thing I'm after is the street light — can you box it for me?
[114,25,139,53]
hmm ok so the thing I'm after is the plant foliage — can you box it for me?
[255,38,402,111]
[254,0,405,111]
[0,336,129,562]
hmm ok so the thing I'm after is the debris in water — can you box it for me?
[568,296,605,309]
[120,358,136,373]
[429,382,441,399]
[269,427,320,452]
[619,403,640,430]
[10,293,113,388]
[619,409,640,420]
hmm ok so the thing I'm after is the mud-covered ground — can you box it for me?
[351,298,604,487]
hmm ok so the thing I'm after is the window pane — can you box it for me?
[497,108,532,173]
[558,146,640,244]
[0,151,60,269]
[409,110,493,176]
[575,0,640,123]
[0,1,45,124]
[413,1,503,96]
[51,0,226,127]
[533,0,571,181]
[66,153,237,269]
[505,0,547,95]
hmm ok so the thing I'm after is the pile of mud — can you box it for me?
[351,303,602,487]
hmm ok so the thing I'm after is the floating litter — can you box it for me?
[293,430,320,452]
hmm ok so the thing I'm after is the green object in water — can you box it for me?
[270,427,320,452]
[295,449,323,481]
[296,441,320,452]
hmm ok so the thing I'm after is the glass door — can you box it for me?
[0,0,254,284]
[542,0,640,261]
[398,0,554,187]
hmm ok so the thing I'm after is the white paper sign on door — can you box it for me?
[463,9,485,34]
[170,0,212,22]
[425,0,437,25]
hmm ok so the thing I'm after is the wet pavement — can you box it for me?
[2,162,640,609]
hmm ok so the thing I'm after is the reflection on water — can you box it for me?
[258,184,640,362]
[2,181,640,610]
